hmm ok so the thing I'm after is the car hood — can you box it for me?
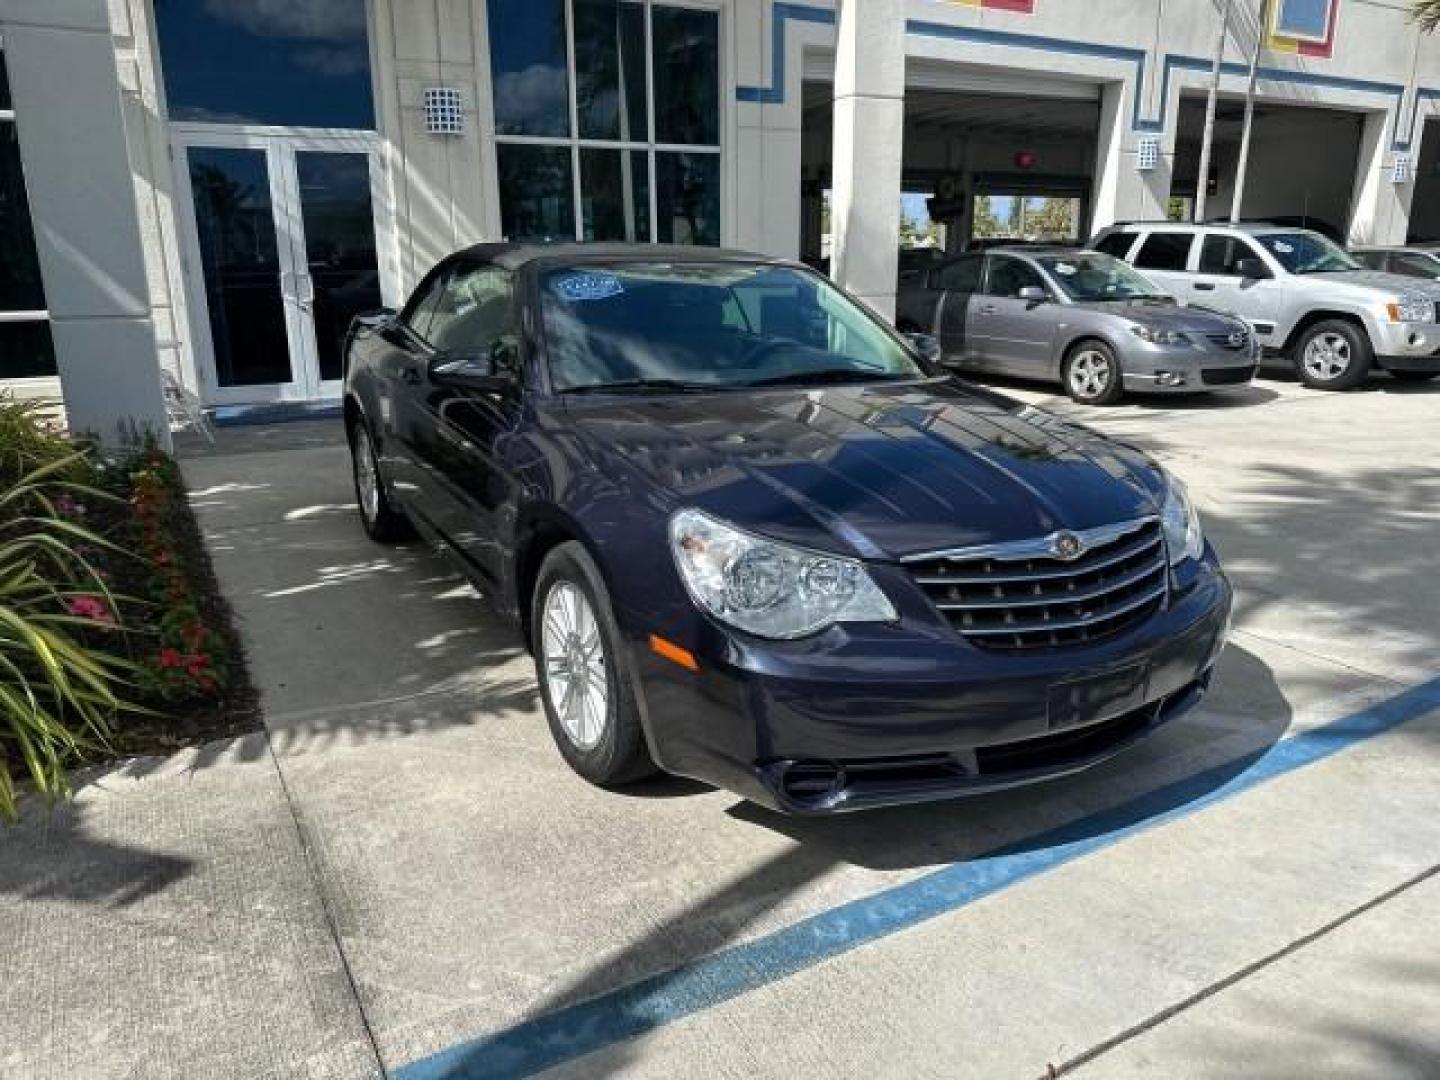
[1076,298,1244,333]
[565,379,1166,560]
[1307,269,1440,299]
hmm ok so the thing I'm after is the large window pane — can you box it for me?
[581,149,650,242]
[0,50,11,113]
[0,321,57,378]
[497,144,576,242]
[488,0,571,137]
[655,152,719,245]
[154,1,373,129]
[652,8,719,145]
[573,0,648,141]
[0,124,46,312]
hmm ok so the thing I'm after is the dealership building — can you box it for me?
[2,0,1439,438]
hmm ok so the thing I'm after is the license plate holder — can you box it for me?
[1047,664,1149,732]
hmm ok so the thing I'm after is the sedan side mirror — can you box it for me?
[429,343,516,393]
[1018,286,1049,304]
[903,332,941,364]
[1234,257,1269,281]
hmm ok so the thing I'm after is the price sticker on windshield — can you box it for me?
[555,272,625,302]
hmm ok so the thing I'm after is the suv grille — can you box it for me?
[903,518,1168,651]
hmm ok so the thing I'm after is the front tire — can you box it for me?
[532,542,656,787]
[1293,320,1371,390]
[1064,340,1124,405]
[349,416,412,542]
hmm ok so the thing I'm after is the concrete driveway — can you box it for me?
[3,373,1438,1079]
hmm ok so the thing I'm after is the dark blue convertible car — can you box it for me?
[343,244,1231,814]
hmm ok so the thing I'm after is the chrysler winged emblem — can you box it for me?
[1049,531,1084,561]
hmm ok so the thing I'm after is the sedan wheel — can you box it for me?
[540,581,608,751]
[348,417,412,542]
[1065,342,1123,405]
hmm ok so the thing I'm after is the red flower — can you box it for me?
[158,647,184,669]
[67,596,112,624]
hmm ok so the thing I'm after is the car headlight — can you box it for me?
[1160,474,1204,566]
[669,509,897,639]
[1388,295,1435,323]
[1130,325,1189,346]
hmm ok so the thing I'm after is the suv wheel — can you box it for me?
[1293,320,1371,391]
[1064,341,1124,405]
[532,542,657,787]
[349,416,413,542]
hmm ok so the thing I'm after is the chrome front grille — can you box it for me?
[903,518,1168,651]
[1205,331,1250,351]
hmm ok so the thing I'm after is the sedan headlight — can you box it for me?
[669,509,897,639]
[1388,294,1435,324]
[1160,474,1204,566]
[1130,325,1189,346]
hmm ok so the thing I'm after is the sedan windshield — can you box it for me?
[1036,253,1166,302]
[539,263,924,392]
[1256,232,1359,274]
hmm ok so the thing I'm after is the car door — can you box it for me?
[414,263,524,584]
[1192,234,1286,345]
[1130,230,1196,296]
[929,254,984,365]
[970,255,1058,376]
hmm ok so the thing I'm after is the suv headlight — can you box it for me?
[669,509,897,639]
[1130,325,1189,346]
[1388,295,1435,324]
[1160,474,1204,566]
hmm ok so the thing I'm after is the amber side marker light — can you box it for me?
[649,633,699,672]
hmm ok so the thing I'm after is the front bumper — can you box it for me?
[1119,339,1259,393]
[630,557,1232,814]
[1372,320,1440,364]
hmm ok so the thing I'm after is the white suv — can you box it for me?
[1091,222,1440,389]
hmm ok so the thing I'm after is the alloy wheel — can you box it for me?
[541,580,609,751]
[1070,350,1112,399]
[1302,332,1352,382]
[353,430,380,524]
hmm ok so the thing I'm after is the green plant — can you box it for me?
[1414,0,1440,32]
[0,454,139,822]
[0,395,93,491]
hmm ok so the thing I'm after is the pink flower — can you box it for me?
[67,596,113,624]
[158,647,184,669]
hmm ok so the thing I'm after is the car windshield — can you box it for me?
[1256,232,1360,274]
[1036,253,1166,301]
[539,262,925,392]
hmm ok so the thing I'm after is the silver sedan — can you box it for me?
[895,247,1259,405]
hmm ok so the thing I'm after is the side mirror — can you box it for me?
[1018,286,1049,303]
[1235,257,1269,281]
[903,332,942,363]
[355,307,398,330]
[429,344,515,393]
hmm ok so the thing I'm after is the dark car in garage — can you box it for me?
[343,244,1231,814]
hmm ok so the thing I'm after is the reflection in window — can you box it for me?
[488,0,571,137]
[497,144,576,242]
[581,149,650,242]
[574,0,647,141]
[651,7,719,145]
[155,0,374,128]
[0,50,56,378]
[491,0,720,245]
[656,153,719,246]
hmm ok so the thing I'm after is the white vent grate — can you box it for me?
[423,87,464,135]
[1391,152,1411,185]
[1136,136,1160,172]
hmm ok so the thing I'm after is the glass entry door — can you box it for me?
[175,131,389,404]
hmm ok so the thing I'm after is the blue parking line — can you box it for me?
[395,675,1440,1080]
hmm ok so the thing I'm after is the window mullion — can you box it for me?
[565,0,583,241]
[644,0,658,243]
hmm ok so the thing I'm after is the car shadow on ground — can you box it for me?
[968,373,1283,409]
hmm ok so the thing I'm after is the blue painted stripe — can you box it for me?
[738,5,1429,146]
[395,674,1440,1080]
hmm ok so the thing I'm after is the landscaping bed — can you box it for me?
[0,399,259,820]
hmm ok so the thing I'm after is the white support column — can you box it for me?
[829,0,904,321]
[1347,110,1406,246]
[2,0,168,449]
[1090,80,1128,235]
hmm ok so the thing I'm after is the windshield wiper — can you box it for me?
[740,368,907,388]
[563,378,723,395]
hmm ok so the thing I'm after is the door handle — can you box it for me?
[297,274,315,311]
[400,365,422,386]
[279,271,294,299]
[1193,283,1216,291]
[978,304,997,314]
